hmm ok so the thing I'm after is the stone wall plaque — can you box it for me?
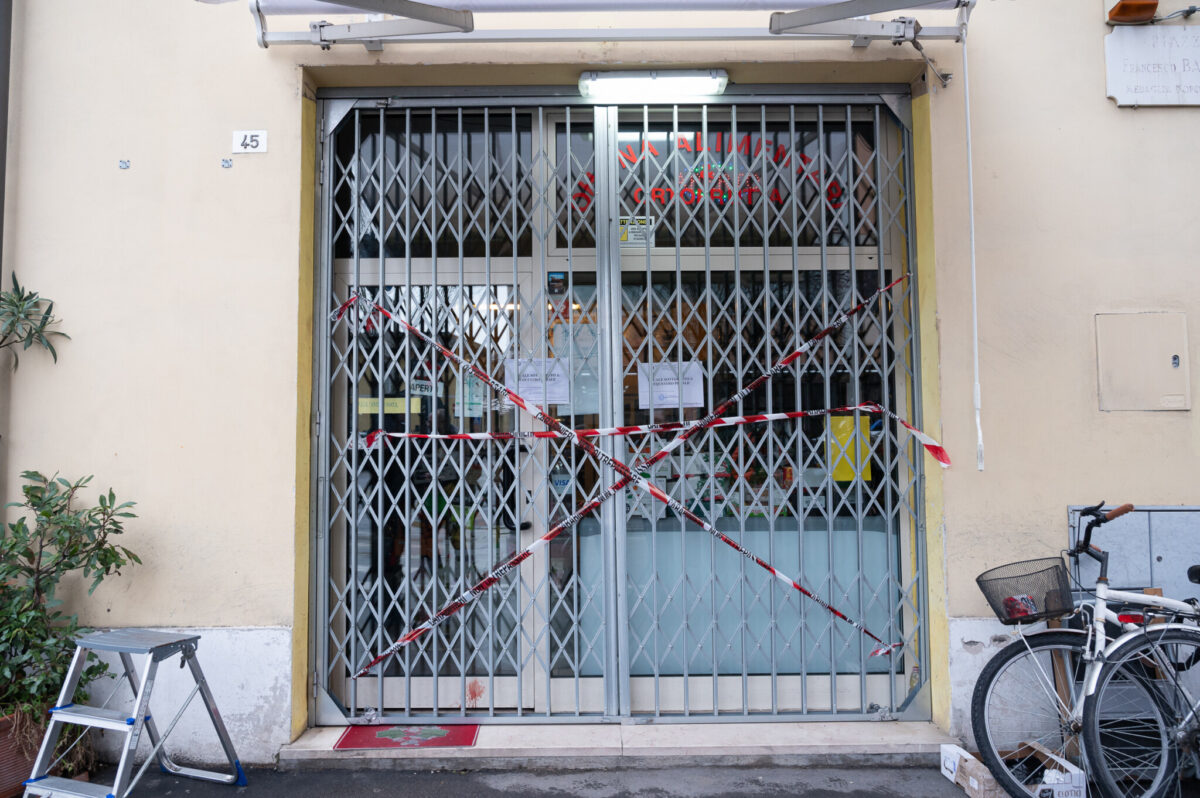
[1106,25,1200,106]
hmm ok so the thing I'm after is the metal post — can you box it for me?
[0,0,10,266]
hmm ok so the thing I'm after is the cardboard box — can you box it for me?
[939,743,1086,798]
[1020,741,1087,798]
[940,745,1008,798]
[940,743,969,781]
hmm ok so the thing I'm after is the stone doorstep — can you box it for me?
[277,722,955,771]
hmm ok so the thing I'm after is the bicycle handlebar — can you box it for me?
[1105,503,1134,522]
[1072,501,1135,565]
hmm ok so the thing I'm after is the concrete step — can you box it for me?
[278,721,956,771]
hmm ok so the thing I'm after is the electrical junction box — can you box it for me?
[1096,312,1191,411]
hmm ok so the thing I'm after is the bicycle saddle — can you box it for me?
[1189,564,1200,585]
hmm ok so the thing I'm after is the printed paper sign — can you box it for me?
[637,361,705,408]
[831,415,872,481]
[454,378,486,419]
[408,379,434,397]
[358,397,420,415]
[504,358,571,405]
[1106,25,1200,106]
[619,216,654,246]
[565,324,600,416]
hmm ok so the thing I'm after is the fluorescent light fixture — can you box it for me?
[578,69,728,101]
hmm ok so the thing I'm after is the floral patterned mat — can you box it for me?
[333,724,479,750]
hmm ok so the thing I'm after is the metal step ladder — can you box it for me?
[22,629,247,798]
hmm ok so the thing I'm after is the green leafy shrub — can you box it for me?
[0,472,138,771]
[0,273,68,369]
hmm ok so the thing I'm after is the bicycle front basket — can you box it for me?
[976,557,1073,625]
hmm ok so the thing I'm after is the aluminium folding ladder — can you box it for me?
[23,629,246,798]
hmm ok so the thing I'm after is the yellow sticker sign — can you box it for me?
[618,216,654,246]
[358,397,420,415]
[831,416,871,482]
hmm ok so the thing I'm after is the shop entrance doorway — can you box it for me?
[316,93,928,722]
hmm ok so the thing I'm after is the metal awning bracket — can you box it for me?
[251,0,268,48]
[901,22,953,87]
[310,20,331,49]
[310,17,466,48]
[767,15,961,47]
[253,0,472,48]
[893,16,918,42]
[770,0,956,32]
[768,1,963,65]
[957,0,976,29]
[771,17,912,42]
[768,9,951,81]
[316,0,472,31]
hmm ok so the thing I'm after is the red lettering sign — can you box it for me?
[569,132,850,215]
[572,171,596,212]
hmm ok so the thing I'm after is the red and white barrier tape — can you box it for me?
[360,402,949,469]
[346,275,916,677]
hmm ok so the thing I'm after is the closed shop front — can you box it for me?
[316,91,931,722]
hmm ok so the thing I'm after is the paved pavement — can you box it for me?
[96,764,965,797]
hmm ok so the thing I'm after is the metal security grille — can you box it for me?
[316,93,927,723]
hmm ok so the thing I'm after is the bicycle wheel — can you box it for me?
[1083,626,1200,798]
[972,629,1090,797]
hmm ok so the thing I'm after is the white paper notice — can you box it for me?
[1106,25,1200,106]
[565,324,601,416]
[408,378,435,397]
[619,216,654,246]
[637,361,705,409]
[454,377,486,418]
[504,358,571,405]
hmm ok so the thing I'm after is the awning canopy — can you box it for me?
[196,0,971,50]
[250,0,961,11]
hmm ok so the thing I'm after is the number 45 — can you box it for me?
[234,131,266,153]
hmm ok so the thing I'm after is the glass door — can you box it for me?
[608,106,922,716]
[321,107,615,720]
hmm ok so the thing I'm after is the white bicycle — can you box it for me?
[971,502,1200,798]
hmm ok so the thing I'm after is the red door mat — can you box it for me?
[333,724,479,750]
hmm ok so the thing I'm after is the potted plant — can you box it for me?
[0,473,139,796]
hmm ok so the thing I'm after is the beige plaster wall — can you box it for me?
[1,0,311,626]
[925,2,1200,617]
